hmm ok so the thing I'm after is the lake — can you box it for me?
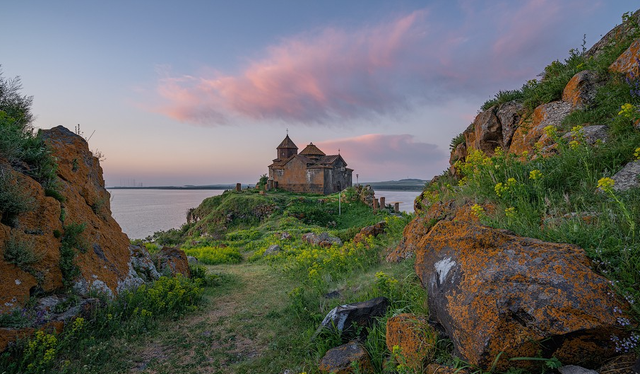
[108,189,420,240]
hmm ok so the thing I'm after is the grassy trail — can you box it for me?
[126,263,303,374]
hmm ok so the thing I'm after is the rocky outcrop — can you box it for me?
[1,126,185,351]
[610,39,640,77]
[1,126,133,312]
[510,101,572,156]
[585,10,640,58]
[319,341,373,374]
[415,220,632,370]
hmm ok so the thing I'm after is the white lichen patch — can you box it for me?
[435,258,456,284]
[14,279,21,285]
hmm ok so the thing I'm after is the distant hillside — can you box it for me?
[362,178,428,191]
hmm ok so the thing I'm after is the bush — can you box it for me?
[0,71,59,191]
[3,235,42,272]
[0,166,34,226]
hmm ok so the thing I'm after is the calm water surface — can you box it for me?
[108,189,224,239]
[108,189,419,240]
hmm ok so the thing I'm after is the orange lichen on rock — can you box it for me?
[562,70,602,109]
[509,101,571,156]
[414,220,632,371]
[610,39,640,77]
[388,200,492,262]
[386,313,437,370]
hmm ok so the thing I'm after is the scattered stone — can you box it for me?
[280,231,293,240]
[155,247,191,277]
[415,220,632,371]
[324,290,341,299]
[187,255,199,264]
[353,221,387,244]
[315,297,389,341]
[318,341,374,374]
[386,313,437,370]
[129,245,160,282]
[302,232,342,247]
[611,160,640,192]
[561,125,608,145]
[559,365,599,374]
[263,244,281,256]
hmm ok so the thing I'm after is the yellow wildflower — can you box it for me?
[569,140,580,149]
[597,177,615,192]
[618,103,636,118]
[529,169,543,180]
[471,204,484,217]
[544,125,557,138]
[505,207,517,218]
[494,182,505,197]
[635,147,640,160]
[506,177,517,187]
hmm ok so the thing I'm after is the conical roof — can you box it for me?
[299,142,326,156]
[277,135,298,150]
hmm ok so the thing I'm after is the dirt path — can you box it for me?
[127,263,295,374]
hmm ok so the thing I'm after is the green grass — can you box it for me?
[0,273,208,374]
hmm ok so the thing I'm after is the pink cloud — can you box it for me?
[316,134,448,180]
[150,0,601,126]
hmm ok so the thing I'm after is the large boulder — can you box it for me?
[415,220,632,371]
[388,200,487,262]
[562,70,603,109]
[464,108,503,156]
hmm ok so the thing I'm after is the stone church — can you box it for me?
[268,135,353,195]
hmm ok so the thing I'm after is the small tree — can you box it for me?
[256,174,268,190]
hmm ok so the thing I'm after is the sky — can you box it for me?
[1,1,636,186]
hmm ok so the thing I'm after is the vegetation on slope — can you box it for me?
[424,11,640,360]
